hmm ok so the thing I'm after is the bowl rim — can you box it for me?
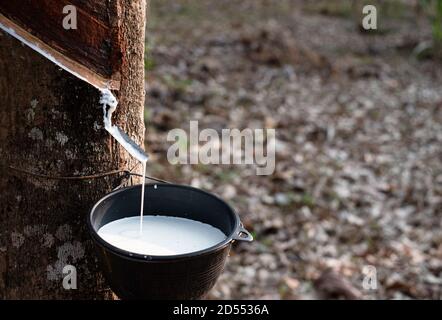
[87,183,240,261]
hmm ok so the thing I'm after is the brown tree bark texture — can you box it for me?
[0,0,146,299]
[0,0,122,79]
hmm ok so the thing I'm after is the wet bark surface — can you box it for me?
[0,0,146,299]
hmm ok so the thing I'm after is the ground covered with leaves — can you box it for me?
[144,0,442,299]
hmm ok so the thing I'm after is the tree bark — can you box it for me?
[0,0,146,299]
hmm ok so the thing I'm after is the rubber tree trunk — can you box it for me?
[0,1,146,298]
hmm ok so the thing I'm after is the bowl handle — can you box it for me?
[232,223,253,242]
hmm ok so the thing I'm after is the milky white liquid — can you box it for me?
[97,216,226,256]
[97,80,227,256]
[139,161,146,235]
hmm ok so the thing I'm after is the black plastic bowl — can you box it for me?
[88,183,253,300]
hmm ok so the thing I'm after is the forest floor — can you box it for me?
[144,0,442,299]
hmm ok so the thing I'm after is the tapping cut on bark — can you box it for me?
[0,0,123,89]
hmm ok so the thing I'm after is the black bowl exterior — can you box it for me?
[93,238,230,299]
[88,183,240,300]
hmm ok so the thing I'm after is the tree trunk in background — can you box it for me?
[0,0,146,299]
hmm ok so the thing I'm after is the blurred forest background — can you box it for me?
[144,0,442,299]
